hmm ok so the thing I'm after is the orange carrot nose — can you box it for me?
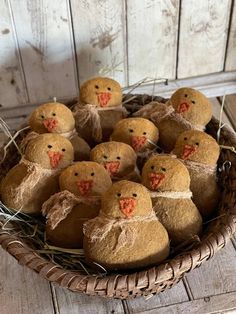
[77,180,93,196]
[47,151,63,169]
[182,144,197,160]
[177,102,190,113]
[119,197,137,218]
[149,172,165,190]
[104,161,120,176]
[43,118,58,132]
[131,136,147,152]
[96,92,111,107]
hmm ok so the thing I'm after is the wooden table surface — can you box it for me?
[0,95,236,314]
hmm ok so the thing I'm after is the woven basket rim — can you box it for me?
[0,94,236,299]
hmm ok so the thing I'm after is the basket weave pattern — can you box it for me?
[0,94,235,299]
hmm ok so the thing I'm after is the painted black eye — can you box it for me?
[91,172,95,176]
[41,115,45,119]
[117,193,121,197]
[95,85,99,89]
[103,155,108,159]
[151,166,154,170]
[74,172,78,176]
[117,156,121,160]
[48,145,52,148]
[191,100,195,104]
[62,148,66,152]
[161,167,166,172]
[143,132,147,135]
[52,113,56,116]
[129,129,134,133]
[132,193,137,197]
[185,94,188,97]
[107,87,111,91]
[195,142,199,146]
[184,137,187,140]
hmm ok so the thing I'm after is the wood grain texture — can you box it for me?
[70,0,127,85]
[53,285,125,314]
[9,0,78,104]
[139,291,236,314]
[127,0,179,84]
[0,248,54,314]
[0,0,28,108]
[185,241,236,299]
[210,97,232,125]
[178,0,232,78]
[124,281,189,314]
[221,94,236,129]
[225,2,236,71]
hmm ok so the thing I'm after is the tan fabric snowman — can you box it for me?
[83,180,169,270]
[1,134,74,214]
[142,155,202,245]
[42,161,112,249]
[27,102,90,161]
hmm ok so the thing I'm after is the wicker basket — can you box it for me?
[0,94,235,299]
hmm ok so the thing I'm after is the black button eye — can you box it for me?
[129,129,134,133]
[132,193,137,197]
[117,193,121,197]
[151,166,154,170]
[184,137,187,140]
[74,172,78,176]
[107,87,111,91]
[48,145,52,149]
[52,113,56,116]
[191,100,195,104]
[161,167,166,172]
[117,156,121,160]
[62,148,66,152]
[143,132,147,135]
[91,172,95,176]
[103,155,108,159]
[195,142,199,146]
[95,85,99,89]
[41,115,45,119]
[185,94,188,97]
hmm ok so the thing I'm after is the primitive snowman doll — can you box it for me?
[173,130,220,218]
[83,180,169,270]
[27,101,90,160]
[142,154,202,245]
[42,161,112,248]
[73,77,127,143]
[1,133,74,214]
[90,141,140,181]
[134,87,212,152]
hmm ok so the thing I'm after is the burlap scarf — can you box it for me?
[42,190,101,230]
[13,157,60,209]
[83,211,158,252]
[149,190,193,199]
[183,159,217,175]
[134,101,205,131]
[73,103,128,142]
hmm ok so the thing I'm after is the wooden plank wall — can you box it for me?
[0,0,236,111]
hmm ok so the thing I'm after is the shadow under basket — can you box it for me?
[0,94,236,299]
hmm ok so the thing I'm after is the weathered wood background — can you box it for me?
[0,0,236,113]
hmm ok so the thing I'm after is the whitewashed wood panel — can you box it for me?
[9,0,78,104]
[70,0,127,85]
[125,281,189,313]
[53,285,125,314]
[0,248,54,314]
[225,2,236,71]
[0,0,28,108]
[127,0,179,84]
[178,0,232,78]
